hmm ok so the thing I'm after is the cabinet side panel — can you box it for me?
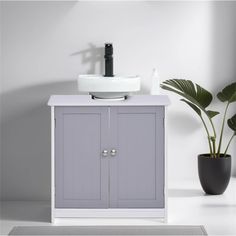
[155,107,165,208]
[51,106,55,223]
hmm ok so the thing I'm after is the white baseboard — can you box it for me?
[54,208,166,219]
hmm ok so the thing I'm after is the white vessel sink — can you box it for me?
[78,74,140,100]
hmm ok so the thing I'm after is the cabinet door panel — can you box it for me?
[55,107,109,208]
[109,107,164,208]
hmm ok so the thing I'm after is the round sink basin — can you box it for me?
[78,74,141,100]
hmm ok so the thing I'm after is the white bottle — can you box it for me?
[150,68,160,95]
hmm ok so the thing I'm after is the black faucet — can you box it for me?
[104,43,114,77]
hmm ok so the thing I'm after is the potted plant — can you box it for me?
[160,79,236,194]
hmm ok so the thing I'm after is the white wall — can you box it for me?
[0,1,235,201]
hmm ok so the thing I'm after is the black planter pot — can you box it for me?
[198,154,231,195]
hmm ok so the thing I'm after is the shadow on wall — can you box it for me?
[168,110,201,136]
[211,2,236,175]
[1,201,50,222]
[211,2,236,93]
[1,81,77,200]
[71,43,104,75]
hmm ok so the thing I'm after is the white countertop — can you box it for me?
[48,95,170,107]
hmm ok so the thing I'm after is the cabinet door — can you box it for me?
[55,107,109,208]
[109,107,165,208]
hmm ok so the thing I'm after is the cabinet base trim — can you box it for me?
[54,208,165,218]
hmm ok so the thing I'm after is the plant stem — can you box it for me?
[217,102,230,156]
[205,113,217,157]
[224,132,235,156]
[212,138,216,158]
[200,115,213,156]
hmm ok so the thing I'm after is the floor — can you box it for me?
[1,178,236,236]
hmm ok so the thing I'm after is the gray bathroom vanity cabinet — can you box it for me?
[48,95,170,223]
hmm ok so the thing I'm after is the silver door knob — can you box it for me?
[110,149,117,156]
[102,149,108,157]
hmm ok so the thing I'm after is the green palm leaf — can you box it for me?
[180,99,201,116]
[224,114,236,155]
[160,79,219,119]
[217,82,236,103]
[227,114,236,132]
[206,110,220,118]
